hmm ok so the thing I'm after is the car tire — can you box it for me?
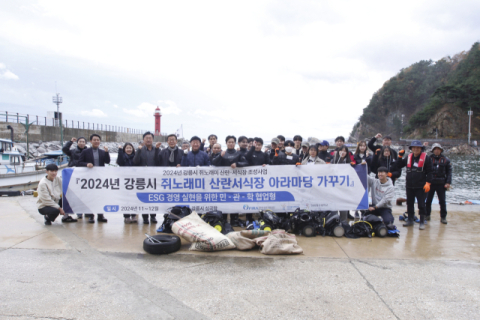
[143,235,181,254]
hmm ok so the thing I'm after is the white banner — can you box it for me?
[62,164,369,214]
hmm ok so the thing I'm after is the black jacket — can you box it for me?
[370,153,401,184]
[158,147,183,167]
[368,137,398,160]
[133,146,161,166]
[116,149,135,167]
[430,154,452,185]
[212,149,249,167]
[272,152,300,165]
[354,153,372,174]
[78,148,110,167]
[62,141,87,167]
[395,152,433,188]
[318,150,332,163]
[245,146,269,166]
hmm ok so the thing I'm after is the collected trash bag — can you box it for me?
[399,212,420,223]
[258,230,303,255]
[143,234,181,255]
[157,206,192,233]
[289,209,344,238]
[172,211,236,252]
[226,230,271,250]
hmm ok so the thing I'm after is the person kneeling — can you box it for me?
[37,164,77,225]
[366,166,396,227]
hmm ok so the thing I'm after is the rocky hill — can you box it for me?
[350,42,480,142]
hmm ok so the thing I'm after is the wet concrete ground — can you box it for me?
[1,196,479,319]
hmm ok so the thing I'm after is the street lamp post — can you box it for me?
[468,109,473,144]
[52,93,63,146]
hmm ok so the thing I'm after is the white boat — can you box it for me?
[0,139,68,193]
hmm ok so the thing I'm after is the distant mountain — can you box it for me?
[350,42,480,142]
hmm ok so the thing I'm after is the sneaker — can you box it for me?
[88,215,95,223]
[44,218,52,225]
[347,212,355,220]
[97,214,108,223]
[131,215,138,223]
[441,218,448,224]
[124,217,132,224]
[403,220,414,227]
[150,217,158,224]
[419,222,425,230]
[143,218,149,224]
[77,214,83,219]
[426,215,431,221]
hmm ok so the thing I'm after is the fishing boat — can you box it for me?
[0,138,68,194]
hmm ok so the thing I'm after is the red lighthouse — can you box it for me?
[154,106,162,136]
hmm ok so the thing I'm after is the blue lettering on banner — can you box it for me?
[103,205,119,212]
[136,191,295,203]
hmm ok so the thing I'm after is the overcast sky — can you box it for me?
[1,0,479,142]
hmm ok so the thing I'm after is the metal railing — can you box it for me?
[0,111,168,136]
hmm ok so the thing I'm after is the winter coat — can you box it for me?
[272,152,300,165]
[318,150,332,163]
[116,148,135,167]
[367,137,398,160]
[330,148,355,162]
[78,148,110,167]
[370,153,401,184]
[245,146,269,166]
[37,176,62,210]
[301,156,326,165]
[395,153,433,188]
[133,146,160,167]
[212,149,249,167]
[181,150,211,167]
[62,141,86,167]
[430,154,452,185]
[367,176,395,209]
[354,152,372,174]
[158,147,183,167]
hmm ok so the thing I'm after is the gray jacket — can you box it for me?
[133,146,160,166]
[367,176,395,209]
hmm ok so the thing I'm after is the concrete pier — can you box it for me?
[1,196,479,319]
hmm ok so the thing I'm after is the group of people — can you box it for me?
[37,131,452,232]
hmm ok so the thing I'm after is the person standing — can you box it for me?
[200,134,218,155]
[318,141,332,163]
[330,136,354,162]
[293,135,303,156]
[426,143,452,224]
[37,164,77,225]
[272,140,300,165]
[180,136,211,167]
[211,135,248,226]
[353,140,372,173]
[77,134,110,223]
[301,146,326,165]
[158,134,183,167]
[395,140,433,230]
[368,133,398,160]
[300,142,309,161]
[117,143,138,224]
[371,146,401,185]
[62,136,87,218]
[134,131,162,224]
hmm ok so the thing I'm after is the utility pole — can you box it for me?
[468,109,473,144]
[52,92,63,146]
